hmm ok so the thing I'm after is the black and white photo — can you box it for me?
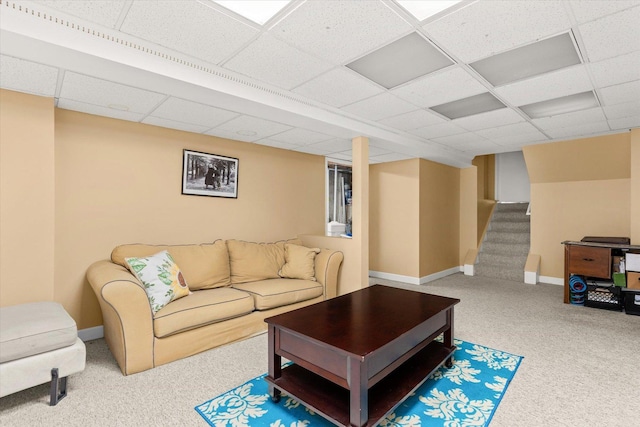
[182,150,238,198]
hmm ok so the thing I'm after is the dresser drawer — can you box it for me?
[568,246,611,279]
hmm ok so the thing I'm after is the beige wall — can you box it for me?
[419,159,461,276]
[524,132,632,278]
[369,158,464,280]
[472,154,495,200]
[1,90,55,305]
[459,166,478,263]
[1,90,326,328]
[631,129,640,244]
[369,159,420,277]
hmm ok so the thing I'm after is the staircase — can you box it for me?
[475,202,530,282]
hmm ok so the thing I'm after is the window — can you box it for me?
[327,162,352,237]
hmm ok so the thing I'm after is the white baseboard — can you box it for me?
[370,266,462,286]
[463,264,474,276]
[539,275,564,286]
[78,325,104,341]
[524,270,537,285]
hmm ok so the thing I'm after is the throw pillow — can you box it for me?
[279,244,321,281]
[125,250,190,314]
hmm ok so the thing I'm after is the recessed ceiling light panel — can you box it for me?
[397,0,463,21]
[212,0,291,25]
[430,92,506,119]
[470,33,582,86]
[346,32,453,89]
[520,91,599,119]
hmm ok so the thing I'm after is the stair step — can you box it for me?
[478,253,527,267]
[490,221,530,232]
[475,264,524,282]
[481,241,530,256]
[492,211,528,221]
[495,203,529,212]
[485,231,530,244]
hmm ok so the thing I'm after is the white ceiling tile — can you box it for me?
[569,1,640,24]
[204,129,257,142]
[57,99,145,122]
[432,132,487,147]
[341,93,418,121]
[224,34,332,90]
[532,107,607,130]
[456,139,504,155]
[368,146,393,157]
[150,97,239,128]
[329,151,353,161]
[409,122,466,139]
[293,145,332,155]
[392,67,487,108]
[589,51,640,88]
[38,0,127,28]
[370,152,414,163]
[271,0,413,64]
[307,139,353,153]
[608,116,640,130]
[476,122,541,140]
[141,116,210,133]
[546,121,610,139]
[491,131,549,146]
[495,65,593,106]
[60,72,165,113]
[377,109,445,130]
[121,0,259,65]
[292,68,384,107]
[267,128,334,146]
[424,0,571,62]
[253,139,300,151]
[0,55,58,97]
[210,115,292,141]
[603,101,640,120]
[454,140,502,153]
[452,108,525,131]
[600,80,640,105]
[578,6,640,62]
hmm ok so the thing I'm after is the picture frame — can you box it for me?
[182,149,239,198]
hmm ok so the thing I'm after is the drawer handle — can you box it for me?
[582,258,594,262]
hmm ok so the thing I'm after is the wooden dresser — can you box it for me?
[562,240,640,304]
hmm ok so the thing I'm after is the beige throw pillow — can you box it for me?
[227,240,286,284]
[279,244,321,281]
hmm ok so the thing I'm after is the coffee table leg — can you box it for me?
[268,325,281,402]
[348,357,368,427]
[444,308,454,368]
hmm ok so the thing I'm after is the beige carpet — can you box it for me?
[1,273,638,426]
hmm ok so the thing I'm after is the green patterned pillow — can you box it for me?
[125,250,190,314]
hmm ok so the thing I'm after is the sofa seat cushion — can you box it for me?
[232,279,323,311]
[0,302,78,364]
[153,288,255,338]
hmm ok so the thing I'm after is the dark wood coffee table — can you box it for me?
[264,284,460,427]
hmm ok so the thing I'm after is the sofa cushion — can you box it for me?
[112,240,230,290]
[232,278,323,310]
[227,240,286,284]
[0,302,77,363]
[279,243,321,281]
[125,250,190,314]
[153,288,255,338]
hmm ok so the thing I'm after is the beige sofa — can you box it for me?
[87,239,343,375]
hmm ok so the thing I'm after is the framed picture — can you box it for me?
[182,149,239,198]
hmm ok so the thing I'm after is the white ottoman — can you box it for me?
[0,302,86,405]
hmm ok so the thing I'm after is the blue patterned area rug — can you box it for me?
[195,339,522,427]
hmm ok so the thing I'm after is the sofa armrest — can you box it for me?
[314,249,344,299]
[86,260,154,375]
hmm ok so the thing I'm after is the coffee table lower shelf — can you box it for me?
[265,340,454,427]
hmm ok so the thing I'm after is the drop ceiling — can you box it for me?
[0,0,638,167]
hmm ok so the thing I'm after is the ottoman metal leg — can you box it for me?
[49,368,67,406]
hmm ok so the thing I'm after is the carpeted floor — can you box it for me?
[1,273,638,426]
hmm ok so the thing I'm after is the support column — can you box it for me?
[352,137,369,289]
